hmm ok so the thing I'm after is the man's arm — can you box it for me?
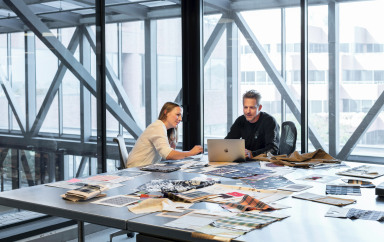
[225,117,242,139]
[251,118,280,157]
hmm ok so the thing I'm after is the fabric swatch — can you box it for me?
[140,164,180,173]
[326,185,361,196]
[293,192,356,206]
[242,176,295,190]
[222,194,275,212]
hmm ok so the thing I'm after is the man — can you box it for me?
[225,90,280,159]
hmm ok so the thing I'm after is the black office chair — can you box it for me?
[279,121,297,155]
[113,134,128,170]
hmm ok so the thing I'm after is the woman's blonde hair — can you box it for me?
[158,102,181,146]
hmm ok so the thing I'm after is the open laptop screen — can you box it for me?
[207,139,245,162]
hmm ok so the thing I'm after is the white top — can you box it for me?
[126,120,173,168]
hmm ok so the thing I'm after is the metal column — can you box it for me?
[300,0,308,153]
[181,0,204,150]
[96,0,107,173]
[328,1,339,157]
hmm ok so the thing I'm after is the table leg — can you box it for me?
[78,221,84,242]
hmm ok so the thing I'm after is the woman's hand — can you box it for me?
[190,145,204,155]
[166,145,203,160]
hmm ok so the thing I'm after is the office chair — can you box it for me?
[111,135,135,241]
[112,135,128,170]
[279,121,297,155]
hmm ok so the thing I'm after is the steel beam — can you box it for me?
[204,14,226,66]
[96,0,107,173]
[144,19,158,126]
[25,31,36,132]
[0,19,24,31]
[167,0,181,4]
[79,27,91,142]
[7,33,12,130]
[76,0,148,19]
[281,8,286,122]
[117,23,123,135]
[233,12,325,150]
[300,0,308,153]
[40,12,80,25]
[328,1,339,156]
[11,149,19,189]
[204,0,231,13]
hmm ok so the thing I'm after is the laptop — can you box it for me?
[207,139,245,162]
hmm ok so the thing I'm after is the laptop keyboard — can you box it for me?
[0,210,48,228]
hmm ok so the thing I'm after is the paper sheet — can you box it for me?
[164,213,217,230]
[128,198,171,214]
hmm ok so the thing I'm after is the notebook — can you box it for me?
[207,139,245,162]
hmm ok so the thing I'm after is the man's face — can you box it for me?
[243,98,262,123]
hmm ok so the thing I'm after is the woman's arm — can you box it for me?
[166,145,203,160]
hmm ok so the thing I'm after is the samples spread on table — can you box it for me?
[45,154,384,240]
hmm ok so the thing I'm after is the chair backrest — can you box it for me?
[279,121,297,155]
[113,135,129,169]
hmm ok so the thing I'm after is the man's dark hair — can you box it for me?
[243,90,261,105]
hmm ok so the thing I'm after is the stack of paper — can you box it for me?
[61,184,108,202]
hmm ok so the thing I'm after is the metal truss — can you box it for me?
[5,0,143,140]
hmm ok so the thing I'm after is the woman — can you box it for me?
[126,102,203,168]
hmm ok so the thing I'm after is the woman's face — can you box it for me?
[165,107,182,129]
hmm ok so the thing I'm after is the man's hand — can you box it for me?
[245,149,253,159]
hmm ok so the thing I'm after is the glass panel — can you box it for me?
[203,13,227,140]
[308,4,329,151]
[10,32,25,131]
[339,0,384,158]
[285,6,301,150]
[157,18,182,111]
[35,31,58,114]
[62,71,80,135]
[239,7,283,133]
[62,27,80,135]
[120,20,145,136]
[0,34,8,130]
